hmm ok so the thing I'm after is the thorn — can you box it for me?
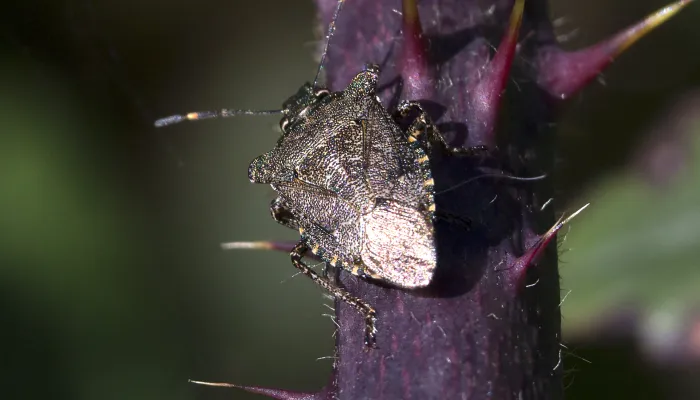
[559,343,593,364]
[467,0,524,144]
[525,277,540,288]
[537,0,694,99]
[400,0,434,99]
[540,197,553,211]
[220,241,297,252]
[509,203,590,285]
[558,289,572,308]
[221,241,323,262]
[189,380,321,400]
[322,313,341,329]
[553,348,563,372]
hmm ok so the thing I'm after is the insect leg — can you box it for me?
[270,197,299,230]
[290,242,378,348]
[394,102,437,216]
[396,100,490,157]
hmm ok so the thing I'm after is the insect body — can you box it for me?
[154,0,447,347]
[156,65,445,347]
[251,64,437,287]
[248,64,440,346]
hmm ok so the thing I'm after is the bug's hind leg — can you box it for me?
[271,188,378,346]
[290,242,378,348]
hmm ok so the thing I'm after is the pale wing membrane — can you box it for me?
[360,200,435,288]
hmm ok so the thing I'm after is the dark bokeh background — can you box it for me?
[1,1,699,399]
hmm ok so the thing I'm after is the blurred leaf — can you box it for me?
[561,111,700,360]
[0,64,190,400]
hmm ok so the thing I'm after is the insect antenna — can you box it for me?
[312,0,346,89]
[154,108,283,128]
[155,0,347,128]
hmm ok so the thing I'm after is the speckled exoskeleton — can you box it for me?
[248,63,444,346]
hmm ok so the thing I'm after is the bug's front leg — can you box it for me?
[396,100,490,157]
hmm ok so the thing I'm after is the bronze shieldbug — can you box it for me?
[250,64,438,289]
[154,0,449,347]
[245,64,446,346]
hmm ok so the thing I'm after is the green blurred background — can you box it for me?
[1,1,699,399]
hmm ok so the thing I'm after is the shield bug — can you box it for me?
[154,0,449,347]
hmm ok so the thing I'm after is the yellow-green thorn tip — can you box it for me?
[611,0,694,57]
[221,241,275,250]
[547,203,590,238]
[220,241,300,256]
[189,379,238,387]
[508,203,590,289]
[188,379,319,399]
[537,0,695,99]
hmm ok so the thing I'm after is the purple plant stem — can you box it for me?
[318,1,561,399]
[229,0,692,398]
